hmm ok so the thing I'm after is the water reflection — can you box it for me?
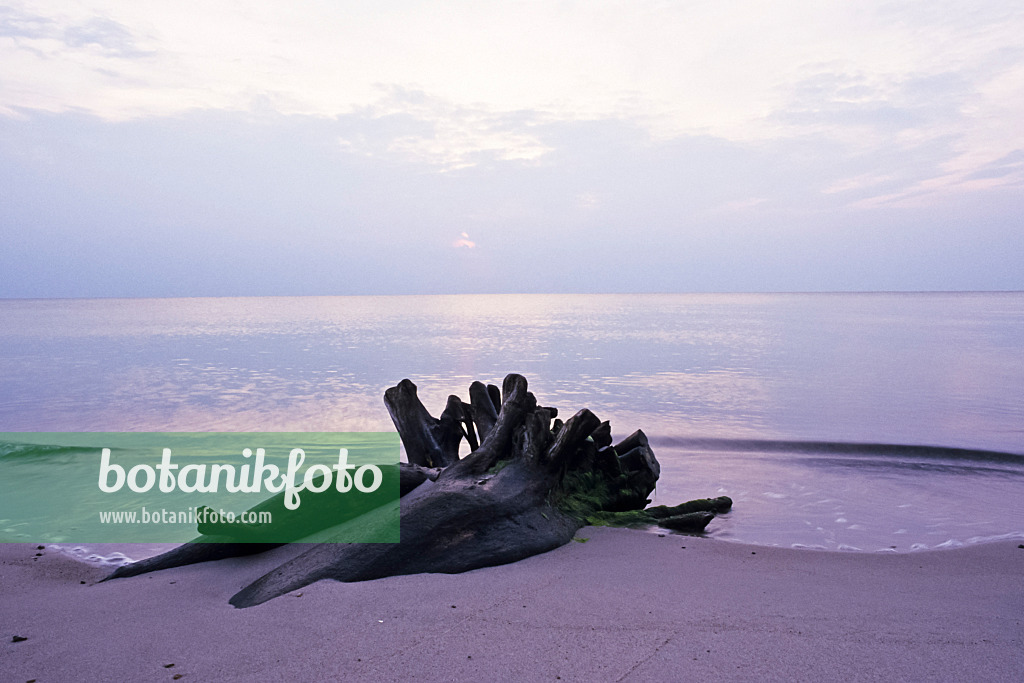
[654,443,1024,552]
[2,293,1023,551]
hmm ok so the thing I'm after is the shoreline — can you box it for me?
[3,528,1022,681]
[48,527,1024,570]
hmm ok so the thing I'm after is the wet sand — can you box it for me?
[2,528,1022,681]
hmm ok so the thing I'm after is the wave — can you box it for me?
[0,440,91,461]
[649,436,1024,466]
[782,531,1024,553]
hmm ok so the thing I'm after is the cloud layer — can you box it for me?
[1,1,1022,295]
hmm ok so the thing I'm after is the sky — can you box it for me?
[1,0,1023,297]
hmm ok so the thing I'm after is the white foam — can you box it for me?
[965,531,1024,544]
[52,545,133,567]
[51,543,174,567]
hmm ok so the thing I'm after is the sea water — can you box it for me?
[1,293,1022,560]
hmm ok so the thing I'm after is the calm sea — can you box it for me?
[2,293,1023,559]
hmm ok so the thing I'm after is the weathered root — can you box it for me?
[105,373,731,608]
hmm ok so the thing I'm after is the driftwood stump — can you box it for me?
[105,374,731,607]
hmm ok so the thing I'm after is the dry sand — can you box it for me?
[2,528,1022,682]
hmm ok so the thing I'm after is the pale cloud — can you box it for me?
[2,0,1023,271]
[334,88,552,169]
[822,173,897,195]
[1,105,1021,296]
[0,5,52,39]
[62,16,151,57]
[452,232,476,249]
[4,0,1022,201]
[963,150,1024,182]
[850,167,1023,210]
[383,113,550,170]
[5,1,1022,146]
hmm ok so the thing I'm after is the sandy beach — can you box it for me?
[2,529,1021,682]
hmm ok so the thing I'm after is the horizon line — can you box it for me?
[3,289,1023,302]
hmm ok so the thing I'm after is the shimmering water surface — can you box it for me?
[1,293,1022,557]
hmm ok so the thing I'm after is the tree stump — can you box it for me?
[105,373,731,608]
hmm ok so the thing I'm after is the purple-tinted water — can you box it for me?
[2,293,1022,557]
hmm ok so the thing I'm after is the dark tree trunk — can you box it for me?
[105,374,731,607]
[103,462,435,581]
